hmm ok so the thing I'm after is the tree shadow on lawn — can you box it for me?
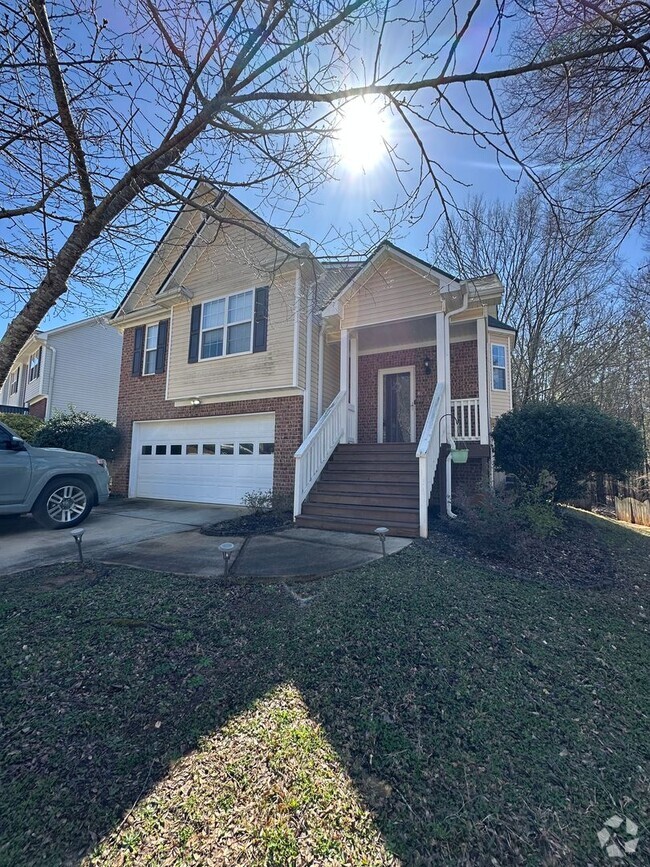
[0,546,648,866]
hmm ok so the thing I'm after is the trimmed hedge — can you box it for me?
[0,413,45,443]
[493,402,645,501]
[32,409,121,460]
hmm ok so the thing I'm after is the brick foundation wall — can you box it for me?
[356,340,479,443]
[28,398,47,420]
[113,326,303,498]
[452,458,488,501]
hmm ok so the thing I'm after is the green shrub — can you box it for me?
[32,409,121,460]
[451,473,562,560]
[0,413,45,443]
[241,489,293,515]
[493,402,645,501]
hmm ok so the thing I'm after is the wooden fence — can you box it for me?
[615,496,650,527]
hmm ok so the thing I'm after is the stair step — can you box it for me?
[316,480,418,496]
[302,502,418,524]
[331,453,416,464]
[309,492,418,508]
[324,463,418,476]
[295,514,419,538]
[337,443,416,452]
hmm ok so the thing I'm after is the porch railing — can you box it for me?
[294,389,347,518]
[0,404,29,415]
[416,382,445,539]
[450,397,481,440]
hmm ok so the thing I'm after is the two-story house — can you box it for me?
[0,316,123,421]
[111,185,515,537]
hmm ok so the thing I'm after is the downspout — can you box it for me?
[317,321,324,418]
[292,268,301,388]
[46,344,57,420]
[444,288,469,519]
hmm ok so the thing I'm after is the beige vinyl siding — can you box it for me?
[321,337,340,410]
[340,259,443,330]
[166,227,298,401]
[489,333,513,419]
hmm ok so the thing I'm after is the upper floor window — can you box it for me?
[143,324,159,375]
[491,344,507,390]
[200,290,253,360]
[9,368,19,395]
[28,348,41,383]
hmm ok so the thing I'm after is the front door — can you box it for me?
[379,368,415,442]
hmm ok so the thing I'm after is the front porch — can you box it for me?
[296,311,493,538]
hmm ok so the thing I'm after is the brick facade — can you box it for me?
[28,398,47,420]
[113,327,303,498]
[356,340,478,444]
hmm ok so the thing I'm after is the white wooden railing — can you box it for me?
[294,390,347,518]
[416,382,445,538]
[450,398,481,441]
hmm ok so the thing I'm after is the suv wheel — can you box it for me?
[33,477,94,529]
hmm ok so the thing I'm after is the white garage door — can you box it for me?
[131,413,275,504]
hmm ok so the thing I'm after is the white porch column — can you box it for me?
[477,316,489,444]
[435,311,448,440]
[340,328,349,443]
[349,332,359,443]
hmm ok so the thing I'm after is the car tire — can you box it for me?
[33,477,94,530]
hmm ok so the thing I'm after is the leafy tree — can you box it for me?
[493,403,645,500]
[0,413,45,443]
[32,409,121,460]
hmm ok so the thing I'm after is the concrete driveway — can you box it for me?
[0,498,244,575]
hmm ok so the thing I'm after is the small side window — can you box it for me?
[491,344,507,391]
[141,445,152,455]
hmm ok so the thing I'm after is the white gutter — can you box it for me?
[292,268,301,388]
[303,303,313,437]
[46,344,57,420]
[317,321,324,417]
[443,289,469,519]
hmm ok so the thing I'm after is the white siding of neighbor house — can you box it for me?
[321,337,340,410]
[339,258,443,330]
[165,222,298,402]
[49,321,122,420]
[309,318,320,429]
[489,332,513,420]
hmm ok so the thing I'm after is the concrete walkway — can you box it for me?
[100,525,412,579]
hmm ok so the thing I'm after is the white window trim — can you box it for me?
[491,343,508,391]
[199,290,254,362]
[28,350,41,383]
[142,323,159,376]
[9,368,19,395]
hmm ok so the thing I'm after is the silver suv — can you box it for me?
[0,420,110,529]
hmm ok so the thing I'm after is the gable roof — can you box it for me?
[320,242,460,317]
[112,183,303,320]
[488,315,517,333]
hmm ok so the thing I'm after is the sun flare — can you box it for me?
[336,98,388,174]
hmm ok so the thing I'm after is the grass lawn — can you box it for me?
[1,511,648,865]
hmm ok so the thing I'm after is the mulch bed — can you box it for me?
[425,510,618,589]
[201,511,293,537]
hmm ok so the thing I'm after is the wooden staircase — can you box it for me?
[295,443,420,537]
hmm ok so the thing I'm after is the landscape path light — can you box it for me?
[70,527,84,565]
[374,526,390,557]
[218,542,236,577]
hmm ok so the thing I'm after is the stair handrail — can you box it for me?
[294,389,347,518]
[416,382,445,538]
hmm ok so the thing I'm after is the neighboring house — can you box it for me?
[0,316,123,422]
[111,185,515,537]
